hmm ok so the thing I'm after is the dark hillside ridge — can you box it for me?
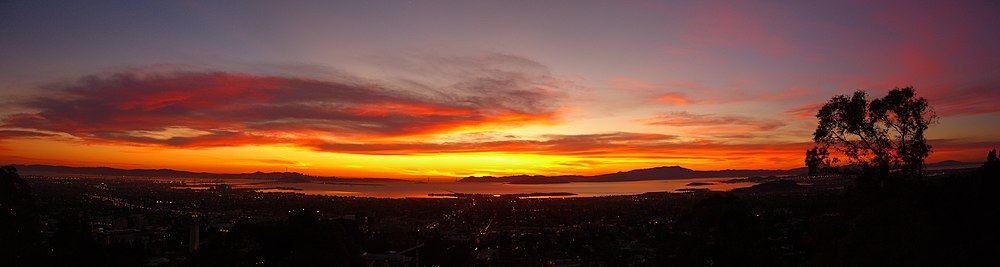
[460,161,976,183]
[12,164,406,183]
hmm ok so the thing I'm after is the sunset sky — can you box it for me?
[2,1,999,178]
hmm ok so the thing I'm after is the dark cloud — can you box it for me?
[0,130,55,139]
[0,130,58,152]
[1,55,566,148]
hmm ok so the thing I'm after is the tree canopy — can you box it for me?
[985,148,1000,171]
[805,146,832,176]
[811,87,936,175]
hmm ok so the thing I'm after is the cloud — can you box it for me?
[1,55,568,149]
[0,130,56,139]
[239,158,305,166]
[305,131,815,169]
[639,111,786,131]
[930,83,1000,116]
[611,77,818,108]
[0,130,57,152]
[786,85,1000,119]
[654,93,690,106]
[785,103,824,118]
[313,132,679,155]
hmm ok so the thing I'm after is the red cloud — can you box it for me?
[785,102,824,118]
[930,83,1000,116]
[2,61,565,149]
[654,93,690,106]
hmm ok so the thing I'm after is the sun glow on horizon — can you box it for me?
[0,135,815,179]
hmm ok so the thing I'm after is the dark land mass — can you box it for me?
[3,164,997,266]
[461,166,805,183]
[730,180,804,193]
[12,164,407,184]
[589,166,801,182]
[461,161,978,184]
[675,188,711,192]
[427,192,577,198]
[318,182,386,186]
[925,160,983,170]
[13,161,974,185]
[243,187,303,191]
[685,182,715,186]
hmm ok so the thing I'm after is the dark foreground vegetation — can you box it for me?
[2,161,999,266]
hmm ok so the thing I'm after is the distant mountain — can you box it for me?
[460,166,804,184]
[461,160,980,184]
[730,180,804,194]
[11,164,406,183]
[925,160,979,169]
[815,160,979,172]
[586,166,802,182]
[9,160,975,184]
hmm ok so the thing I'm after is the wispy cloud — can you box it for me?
[639,111,786,131]
[785,103,824,118]
[0,130,56,139]
[930,83,1000,116]
[611,77,816,107]
[312,132,678,155]
[1,55,569,149]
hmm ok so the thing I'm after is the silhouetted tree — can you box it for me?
[984,148,1000,171]
[1,166,43,266]
[805,146,831,176]
[812,87,936,175]
[986,149,999,164]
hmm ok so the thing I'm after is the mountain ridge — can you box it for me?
[9,164,406,183]
[459,160,978,184]
[460,165,806,184]
[6,160,978,184]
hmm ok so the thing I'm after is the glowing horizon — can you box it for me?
[2,1,999,179]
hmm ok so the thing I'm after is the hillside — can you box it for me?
[460,160,978,184]
[12,164,406,183]
[460,166,804,183]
